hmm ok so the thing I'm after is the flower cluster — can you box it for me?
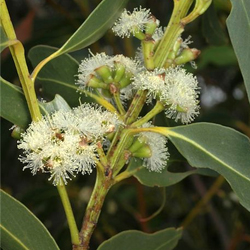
[112,7,157,38]
[18,104,122,185]
[140,123,169,172]
[18,6,203,185]
[76,52,142,90]
[132,66,200,124]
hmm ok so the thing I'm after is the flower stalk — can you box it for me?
[79,167,114,249]
[57,184,80,246]
[153,0,194,67]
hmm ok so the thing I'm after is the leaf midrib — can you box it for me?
[167,130,250,182]
[59,1,126,53]
[0,224,29,250]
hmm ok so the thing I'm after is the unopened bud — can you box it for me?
[95,65,113,84]
[11,125,24,139]
[174,48,200,65]
[132,145,152,158]
[145,16,159,35]
[87,75,108,89]
[114,63,126,82]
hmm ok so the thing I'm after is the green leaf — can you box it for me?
[56,0,128,55]
[128,157,215,188]
[28,45,90,107]
[97,228,182,250]
[32,0,128,76]
[40,94,72,115]
[198,45,237,69]
[0,77,31,128]
[165,123,250,211]
[0,77,70,127]
[1,189,60,250]
[28,46,116,112]
[227,0,250,102]
[202,3,228,45]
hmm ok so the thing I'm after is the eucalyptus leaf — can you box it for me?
[56,0,128,54]
[28,45,115,111]
[202,3,228,45]
[1,189,60,250]
[28,45,90,107]
[0,77,31,128]
[40,94,72,115]
[97,227,182,250]
[227,0,250,102]
[128,157,215,188]
[33,0,128,72]
[165,123,250,211]
[0,77,70,128]
[198,45,237,69]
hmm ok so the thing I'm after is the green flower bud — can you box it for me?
[11,126,24,139]
[174,48,200,65]
[128,136,148,153]
[95,65,113,84]
[114,63,126,82]
[87,75,108,89]
[132,144,152,158]
[145,16,159,35]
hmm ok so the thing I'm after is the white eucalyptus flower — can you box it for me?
[76,51,113,88]
[113,54,143,76]
[132,68,166,102]
[112,7,152,38]
[132,67,200,123]
[162,66,200,124]
[152,26,164,42]
[18,104,122,185]
[140,122,169,172]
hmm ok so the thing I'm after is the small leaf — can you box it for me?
[227,0,250,102]
[97,228,182,250]
[1,189,60,250]
[40,94,72,115]
[202,3,228,45]
[0,77,31,128]
[165,123,250,211]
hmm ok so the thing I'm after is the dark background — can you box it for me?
[1,0,250,249]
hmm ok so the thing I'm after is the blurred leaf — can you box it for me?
[128,158,215,187]
[40,94,72,115]
[97,227,182,250]
[198,45,237,69]
[202,3,228,45]
[165,123,250,211]
[28,45,85,107]
[227,0,250,103]
[1,189,60,250]
[0,77,31,128]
